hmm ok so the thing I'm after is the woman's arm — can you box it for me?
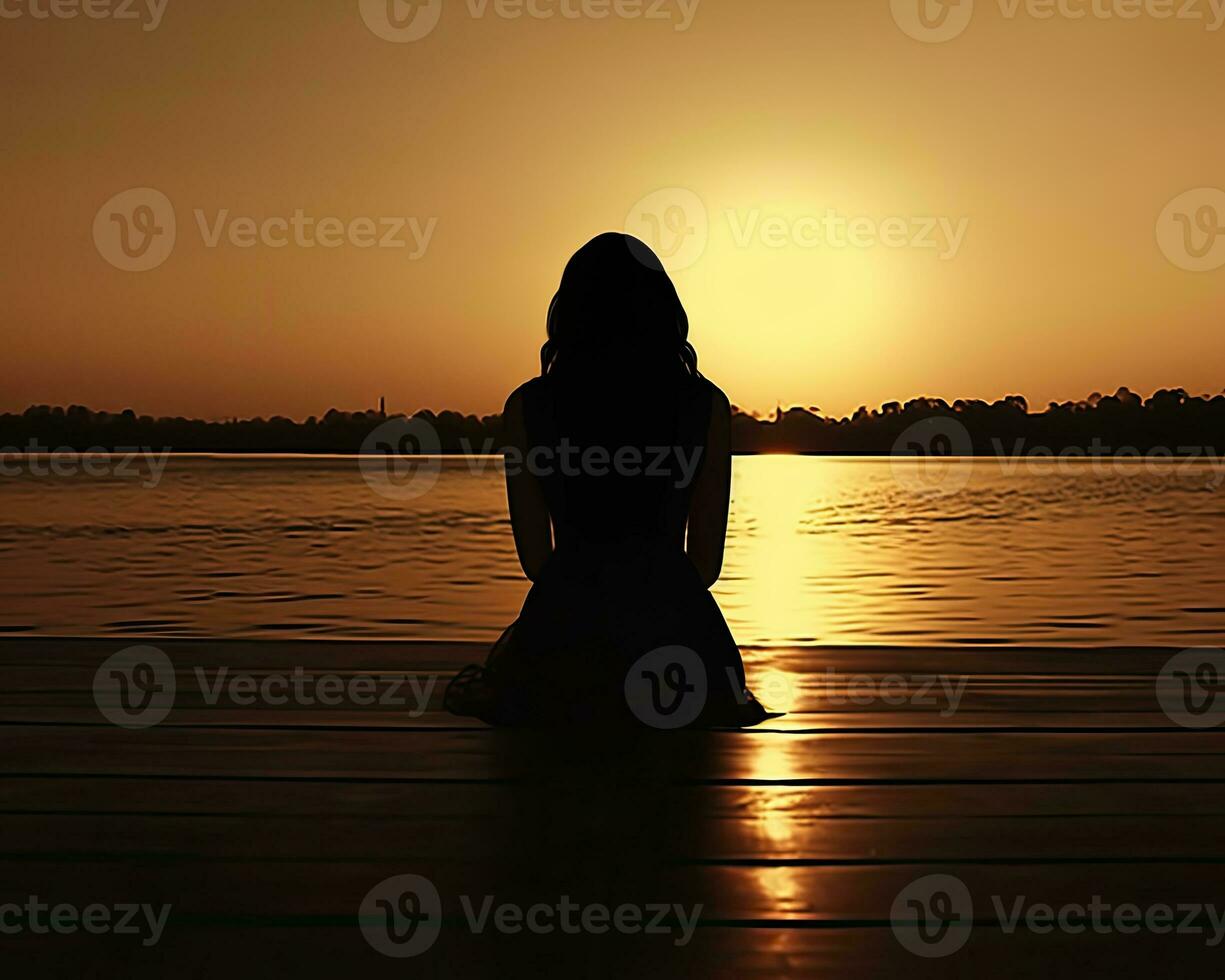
[503,386,553,582]
[686,385,732,589]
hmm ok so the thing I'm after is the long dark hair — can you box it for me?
[540,233,699,378]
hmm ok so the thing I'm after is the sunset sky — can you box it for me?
[4,0,1225,420]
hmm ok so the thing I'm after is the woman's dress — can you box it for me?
[445,372,773,728]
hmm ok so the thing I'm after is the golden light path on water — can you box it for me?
[722,455,825,653]
[716,462,818,939]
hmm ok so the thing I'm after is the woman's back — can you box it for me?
[517,368,715,549]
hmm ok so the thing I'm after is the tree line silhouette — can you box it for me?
[2,387,1223,455]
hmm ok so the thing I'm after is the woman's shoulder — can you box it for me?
[506,373,727,417]
[690,376,730,416]
[671,376,728,444]
[505,378,561,437]
[504,378,546,414]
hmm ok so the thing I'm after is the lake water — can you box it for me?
[1,455,1223,647]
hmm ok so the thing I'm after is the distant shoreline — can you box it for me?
[4,386,1223,456]
[2,450,1224,460]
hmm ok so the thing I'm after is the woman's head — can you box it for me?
[541,233,698,378]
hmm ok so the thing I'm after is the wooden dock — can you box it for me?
[1,639,1223,976]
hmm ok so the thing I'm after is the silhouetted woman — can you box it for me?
[445,233,777,727]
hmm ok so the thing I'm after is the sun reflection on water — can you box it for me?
[740,738,812,925]
[720,456,822,647]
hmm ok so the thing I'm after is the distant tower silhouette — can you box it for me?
[379,396,386,418]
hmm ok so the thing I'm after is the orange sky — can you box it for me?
[3,0,1225,420]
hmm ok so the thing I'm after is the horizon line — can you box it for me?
[5,383,1224,426]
